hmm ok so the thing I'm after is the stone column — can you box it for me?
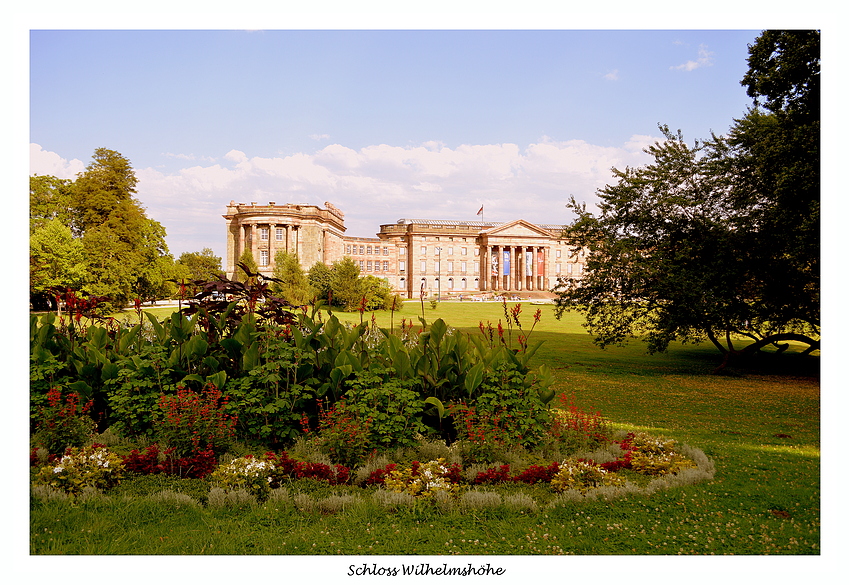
[238,222,246,264]
[250,224,258,265]
[269,224,276,268]
[530,246,537,291]
[544,246,551,291]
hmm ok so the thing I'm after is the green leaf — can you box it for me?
[424,397,445,419]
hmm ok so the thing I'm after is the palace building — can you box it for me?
[224,200,586,298]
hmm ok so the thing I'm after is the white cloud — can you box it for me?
[309,133,331,141]
[31,138,658,259]
[603,69,619,81]
[29,144,85,178]
[671,44,714,72]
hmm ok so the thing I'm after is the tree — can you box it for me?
[360,275,395,311]
[30,175,74,233]
[330,256,362,311]
[69,148,139,236]
[235,249,259,283]
[177,248,223,281]
[30,149,178,311]
[307,261,333,304]
[271,251,312,305]
[553,30,819,369]
[30,219,86,309]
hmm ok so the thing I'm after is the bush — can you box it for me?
[33,445,125,494]
[154,384,237,458]
[31,388,96,455]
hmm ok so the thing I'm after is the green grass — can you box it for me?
[32,301,820,558]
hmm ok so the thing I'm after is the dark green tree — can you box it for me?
[330,256,362,311]
[307,261,333,304]
[553,30,820,369]
[235,249,259,283]
[30,175,74,233]
[176,248,224,281]
[271,251,312,305]
[30,149,177,311]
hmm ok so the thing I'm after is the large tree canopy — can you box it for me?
[29,149,178,311]
[554,30,819,369]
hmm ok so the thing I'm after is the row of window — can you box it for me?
[347,244,389,256]
[419,246,477,256]
[258,228,287,241]
[418,260,479,274]
[357,260,391,272]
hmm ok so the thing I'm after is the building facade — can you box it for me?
[224,200,586,298]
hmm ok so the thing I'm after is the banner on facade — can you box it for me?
[491,255,498,276]
[503,250,510,276]
[526,251,533,276]
[537,250,544,274]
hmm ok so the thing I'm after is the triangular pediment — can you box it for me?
[482,219,553,238]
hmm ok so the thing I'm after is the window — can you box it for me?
[276,228,283,241]
[346,245,351,254]
[474,263,479,274]
[367,246,372,255]
[556,249,562,258]
[448,278,454,290]
[260,250,269,266]
[474,248,480,256]
[434,261,440,273]
[383,247,388,255]
[447,261,453,273]
[359,260,364,270]
[367,261,372,271]
[421,246,427,255]
[461,261,467,273]
[567,263,573,274]
[420,260,427,273]
[461,247,467,255]
[359,245,365,255]
[448,247,453,255]
[260,228,269,241]
[399,260,406,272]
[383,261,389,271]
[556,262,562,274]
[577,264,583,274]
[461,278,467,290]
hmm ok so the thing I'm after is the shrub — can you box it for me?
[384,459,459,498]
[33,445,125,494]
[550,458,622,493]
[31,388,96,456]
[315,399,373,468]
[122,443,218,479]
[210,455,277,498]
[339,367,428,451]
[154,384,237,458]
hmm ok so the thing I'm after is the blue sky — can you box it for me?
[31,29,763,260]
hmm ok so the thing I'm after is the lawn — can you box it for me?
[27,301,823,576]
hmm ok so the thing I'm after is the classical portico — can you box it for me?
[478,220,554,292]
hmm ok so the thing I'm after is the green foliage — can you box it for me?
[31,388,96,455]
[338,366,427,451]
[210,456,277,499]
[33,445,126,494]
[30,149,180,310]
[177,248,223,281]
[553,31,819,369]
[154,384,237,458]
[330,256,362,311]
[550,459,620,493]
[307,261,333,302]
[235,249,259,282]
[271,251,312,305]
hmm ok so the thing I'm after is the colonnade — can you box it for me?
[237,223,300,267]
[480,244,550,292]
